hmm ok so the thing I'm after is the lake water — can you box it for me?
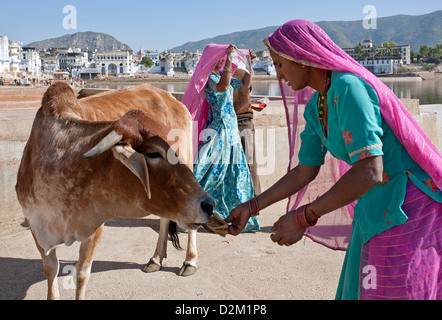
[86,78,442,105]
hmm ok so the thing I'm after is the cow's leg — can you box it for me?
[143,217,169,273]
[31,231,60,300]
[178,228,198,276]
[75,225,103,300]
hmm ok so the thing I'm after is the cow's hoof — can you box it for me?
[178,261,198,277]
[143,258,162,273]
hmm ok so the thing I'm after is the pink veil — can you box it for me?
[266,20,442,250]
[181,44,251,156]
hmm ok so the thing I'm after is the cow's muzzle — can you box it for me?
[201,197,214,217]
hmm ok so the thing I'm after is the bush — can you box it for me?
[140,56,154,68]
[422,64,436,71]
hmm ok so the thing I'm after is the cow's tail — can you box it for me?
[169,221,183,251]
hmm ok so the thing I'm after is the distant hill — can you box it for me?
[171,10,442,52]
[26,32,132,52]
[171,26,279,53]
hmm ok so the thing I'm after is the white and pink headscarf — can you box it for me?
[264,20,442,250]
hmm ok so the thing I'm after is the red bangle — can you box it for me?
[247,200,253,217]
[294,205,318,229]
[254,198,260,216]
[249,197,260,217]
[294,208,307,229]
[308,203,321,220]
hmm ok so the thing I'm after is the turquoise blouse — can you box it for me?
[298,71,442,299]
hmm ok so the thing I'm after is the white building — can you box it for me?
[378,45,411,65]
[185,51,202,75]
[147,52,159,65]
[149,51,203,76]
[40,49,60,74]
[343,40,411,74]
[95,50,134,77]
[9,40,23,73]
[19,47,41,75]
[58,48,88,71]
[254,50,276,76]
[157,51,175,76]
[359,59,396,74]
[0,36,11,73]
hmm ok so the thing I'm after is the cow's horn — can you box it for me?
[83,131,123,158]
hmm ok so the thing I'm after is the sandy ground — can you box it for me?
[0,199,346,301]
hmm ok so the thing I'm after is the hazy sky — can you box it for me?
[1,0,441,51]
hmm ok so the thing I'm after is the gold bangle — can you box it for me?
[308,203,321,220]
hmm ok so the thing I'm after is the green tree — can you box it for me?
[140,56,154,68]
[355,43,364,60]
[355,43,363,54]
[417,44,442,64]
[381,41,397,48]
[419,44,430,57]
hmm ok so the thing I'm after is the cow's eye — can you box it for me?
[146,152,163,159]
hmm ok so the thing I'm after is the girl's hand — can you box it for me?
[226,44,237,55]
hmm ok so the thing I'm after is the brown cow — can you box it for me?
[15,82,213,299]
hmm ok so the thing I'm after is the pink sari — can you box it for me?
[359,181,442,299]
[265,20,442,251]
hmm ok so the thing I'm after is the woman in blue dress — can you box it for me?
[191,44,260,232]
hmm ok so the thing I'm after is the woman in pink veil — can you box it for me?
[227,20,442,300]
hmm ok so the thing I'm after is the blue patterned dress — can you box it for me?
[194,72,260,232]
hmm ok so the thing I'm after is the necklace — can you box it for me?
[317,70,332,122]
[317,70,332,164]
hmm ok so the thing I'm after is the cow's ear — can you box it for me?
[112,145,151,199]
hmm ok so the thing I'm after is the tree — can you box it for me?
[382,41,397,48]
[355,43,364,60]
[355,43,364,54]
[417,44,442,64]
[419,44,430,57]
[140,56,154,68]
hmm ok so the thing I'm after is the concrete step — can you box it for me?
[0,96,43,102]
[0,101,41,110]
[0,88,48,96]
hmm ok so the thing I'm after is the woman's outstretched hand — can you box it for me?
[270,209,306,246]
[225,202,250,235]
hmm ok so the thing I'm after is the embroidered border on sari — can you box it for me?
[348,143,383,158]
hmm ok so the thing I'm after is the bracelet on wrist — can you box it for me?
[308,203,321,220]
[223,67,232,73]
[294,205,318,229]
[248,197,260,217]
